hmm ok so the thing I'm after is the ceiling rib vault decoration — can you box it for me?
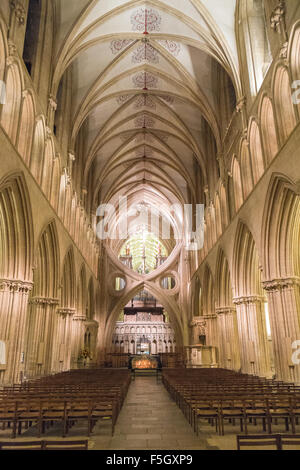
[53,0,240,217]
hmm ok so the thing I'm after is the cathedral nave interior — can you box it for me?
[0,0,300,452]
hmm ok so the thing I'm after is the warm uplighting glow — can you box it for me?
[119,229,167,274]
[264,302,272,338]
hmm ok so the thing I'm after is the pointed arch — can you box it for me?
[77,264,87,316]
[41,136,55,199]
[61,248,76,309]
[219,181,229,229]
[232,221,271,377]
[214,192,222,239]
[215,248,233,308]
[233,221,263,297]
[249,118,265,183]
[0,173,33,281]
[273,66,296,143]
[87,277,95,320]
[0,21,7,83]
[259,95,278,164]
[202,264,215,315]
[289,21,300,114]
[1,61,22,144]
[17,90,35,165]
[50,157,61,212]
[240,140,253,199]
[30,116,46,184]
[33,220,60,299]
[237,0,272,95]
[231,156,243,212]
[262,175,300,279]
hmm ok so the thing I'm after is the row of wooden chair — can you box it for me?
[162,369,300,439]
[237,434,300,450]
[0,369,131,439]
[0,440,88,450]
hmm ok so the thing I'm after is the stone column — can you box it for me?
[70,314,86,368]
[216,307,241,371]
[25,297,59,378]
[0,279,33,385]
[84,319,99,364]
[52,308,76,373]
[263,277,300,383]
[233,296,272,378]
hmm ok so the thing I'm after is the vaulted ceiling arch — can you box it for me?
[52,0,238,243]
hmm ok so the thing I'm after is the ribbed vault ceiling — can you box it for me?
[53,0,239,223]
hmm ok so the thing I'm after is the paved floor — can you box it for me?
[90,375,213,450]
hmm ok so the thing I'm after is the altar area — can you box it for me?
[129,354,162,381]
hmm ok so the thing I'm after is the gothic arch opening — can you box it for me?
[112,289,176,359]
[23,0,42,76]
[26,220,59,377]
[233,222,272,377]
[238,0,272,95]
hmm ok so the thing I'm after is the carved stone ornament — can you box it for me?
[48,95,58,112]
[263,277,300,292]
[57,307,76,318]
[233,295,265,306]
[270,2,286,33]
[215,307,236,315]
[236,96,247,113]
[10,1,26,25]
[279,41,288,59]
[0,279,33,293]
[190,318,207,336]
[29,297,60,306]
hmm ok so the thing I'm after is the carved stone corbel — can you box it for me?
[270,1,288,41]
[10,1,26,26]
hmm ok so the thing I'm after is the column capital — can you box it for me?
[73,314,86,322]
[29,297,60,306]
[233,295,265,306]
[263,277,300,292]
[0,279,33,293]
[216,307,236,315]
[57,307,76,317]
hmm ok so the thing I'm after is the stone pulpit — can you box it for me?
[185,345,218,369]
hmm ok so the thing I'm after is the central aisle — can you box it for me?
[91,375,212,450]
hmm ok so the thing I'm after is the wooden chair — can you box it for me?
[90,402,116,436]
[194,400,220,436]
[280,434,300,450]
[42,440,88,450]
[219,399,246,435]
[39,401,68,437]
[237,434,280,450]
[0,441,43,450]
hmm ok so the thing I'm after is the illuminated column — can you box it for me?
[53,308,76,372]
[216,307,240,371]
[70,314,86,368]
[263,277,300,383]
[0,280,33,384]
[233,296,272,377]
[25,297,59,378]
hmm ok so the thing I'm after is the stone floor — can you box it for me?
[94,375,215,450]
[1,376,299,450]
